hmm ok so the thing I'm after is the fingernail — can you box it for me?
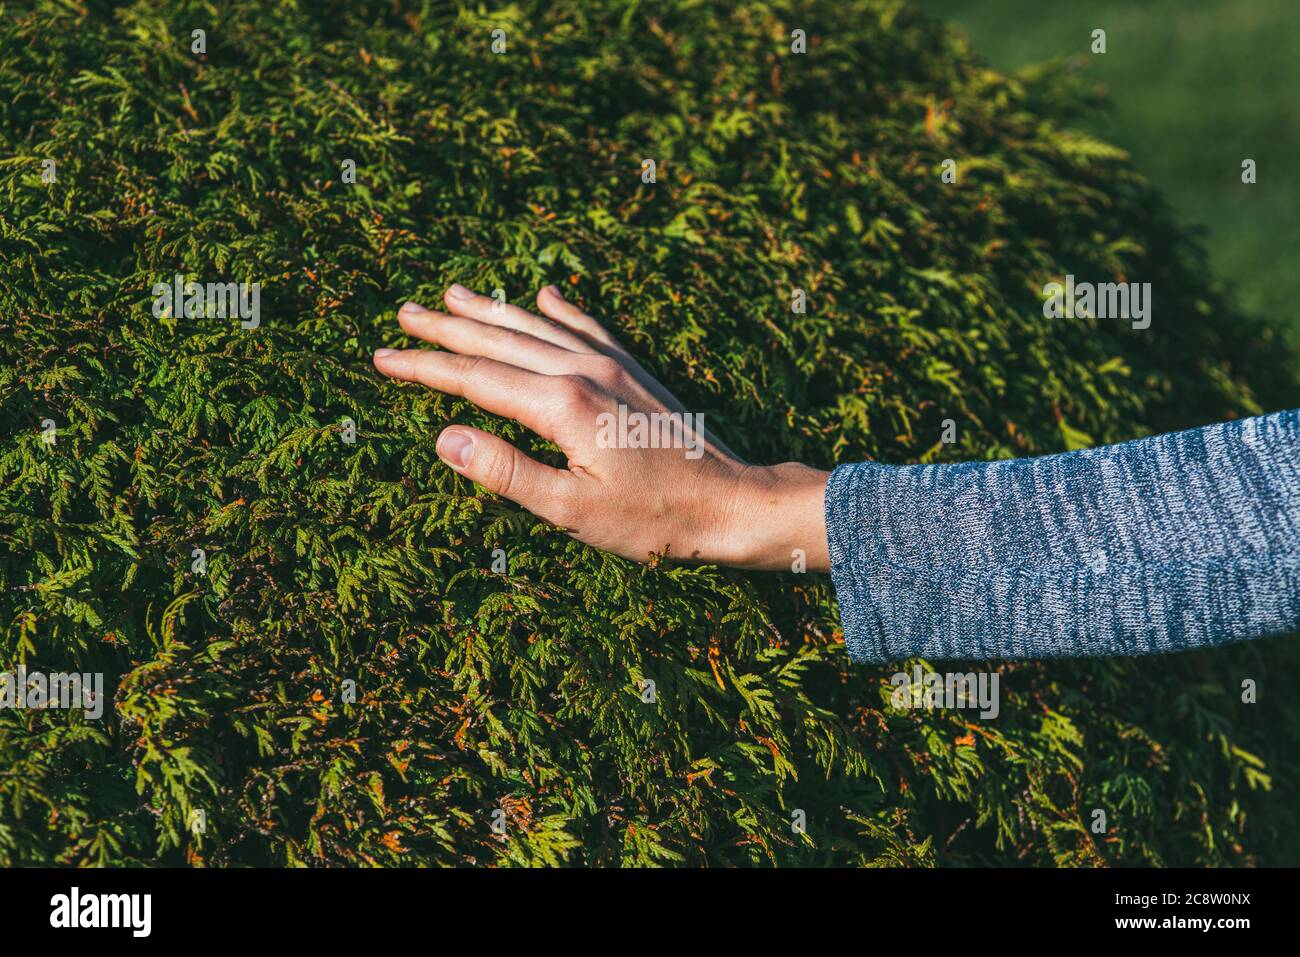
[542,284,561,297]
[448,283,474,300]
[437,430,474,469]
[374,348,398,358]
[400,300,430,314]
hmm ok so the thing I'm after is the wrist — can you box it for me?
[721,462,831,571]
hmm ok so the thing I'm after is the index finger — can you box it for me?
[373,348,596,447]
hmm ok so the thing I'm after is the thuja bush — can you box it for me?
[1,0,1297,867]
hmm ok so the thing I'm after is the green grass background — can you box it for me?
[918,0,1300,351]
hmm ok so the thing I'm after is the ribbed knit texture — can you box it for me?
[825,409,1300,664]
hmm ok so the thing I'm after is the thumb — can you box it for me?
[436,427,576,526]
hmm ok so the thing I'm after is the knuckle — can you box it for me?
[552,374,596,411]
[483,447,521,499]
[490,324,527,346]
[580,353,625,386]
[548,483,581,528]
[451,352,486,378]
[536,315,570,339]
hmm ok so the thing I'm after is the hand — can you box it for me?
[372,284,830,571]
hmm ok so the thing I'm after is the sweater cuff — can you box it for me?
[824,461,896,664]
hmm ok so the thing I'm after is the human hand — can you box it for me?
[373,285,829,571]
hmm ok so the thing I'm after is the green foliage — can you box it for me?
[1,0,1296,866]
[919,0,1300,354]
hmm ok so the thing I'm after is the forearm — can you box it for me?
[820,409,1300,664]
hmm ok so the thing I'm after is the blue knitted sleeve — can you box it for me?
[823,409,1300,664]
